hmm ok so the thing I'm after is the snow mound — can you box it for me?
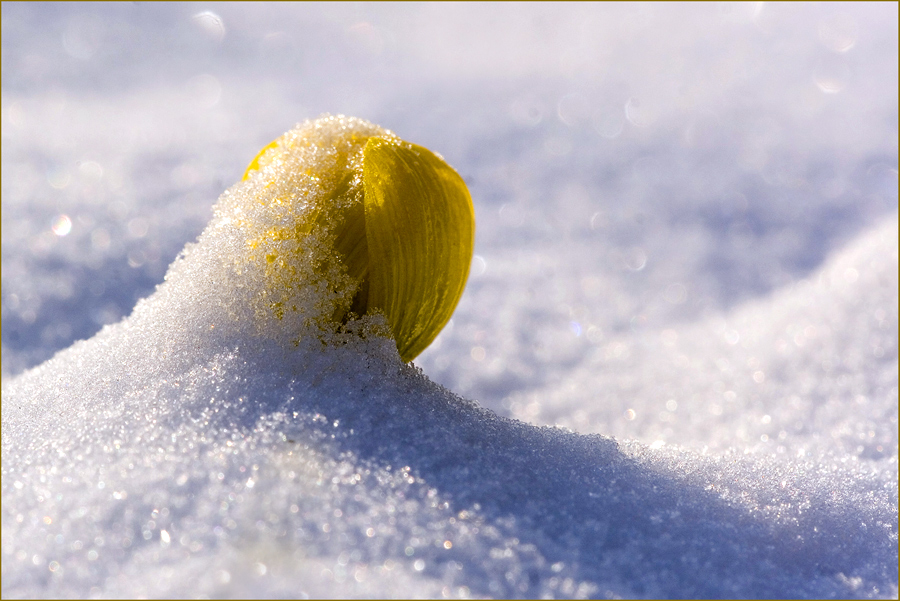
[2,153,897,598]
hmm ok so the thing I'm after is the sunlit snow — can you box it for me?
[2,3,897,599]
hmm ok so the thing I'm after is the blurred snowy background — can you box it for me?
[2,2,897,598]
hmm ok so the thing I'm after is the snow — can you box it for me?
[2,3,897,598]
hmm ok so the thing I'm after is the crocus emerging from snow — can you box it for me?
[240,116,475,362]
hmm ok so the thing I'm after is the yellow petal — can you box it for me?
[242,138,281,181]
[361,137,475,362]
[238,117,474,362]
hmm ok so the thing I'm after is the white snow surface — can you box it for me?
[2,3,898,599]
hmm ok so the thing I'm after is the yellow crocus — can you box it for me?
[241,116,475,362]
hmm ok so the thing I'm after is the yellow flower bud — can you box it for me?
[240,116,475,362]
